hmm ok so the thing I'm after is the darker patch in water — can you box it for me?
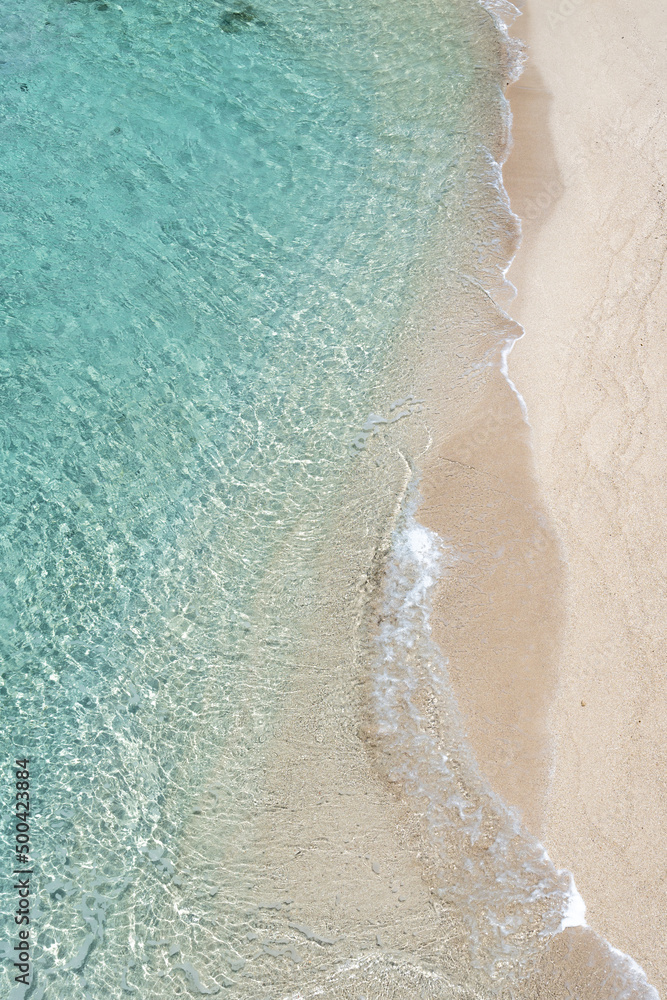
[219,3,266,33]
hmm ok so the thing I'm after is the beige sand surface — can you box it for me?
[504,0,667,991]
[418,367,564,842]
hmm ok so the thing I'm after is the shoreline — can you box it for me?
[420,0,665,992]
[171,1,665,994]
[504,0,666,992]
[418,0,565,851]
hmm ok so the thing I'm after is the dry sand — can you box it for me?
[462,0,666,991]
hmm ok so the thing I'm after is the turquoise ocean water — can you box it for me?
[4,1,655,998]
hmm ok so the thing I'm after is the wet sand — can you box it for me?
[418,367,564,842]
[424,0,666,992]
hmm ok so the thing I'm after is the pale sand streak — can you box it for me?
[504,0,667,992]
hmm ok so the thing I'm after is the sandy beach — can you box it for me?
[201,1,667,992]
[173,2,666,995]
[236,1,667,992]
[425,0,666,991]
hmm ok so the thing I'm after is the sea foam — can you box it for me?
[372,490,659,995]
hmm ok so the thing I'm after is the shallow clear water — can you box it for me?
[0,0,514,995]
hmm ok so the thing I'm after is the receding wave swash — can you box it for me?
[370,487,659,998]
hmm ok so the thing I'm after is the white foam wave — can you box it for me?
[478,0,526,83]
[372,491,660,996]
[557,870,587,931]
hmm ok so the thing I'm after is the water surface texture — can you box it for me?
[0,0,528,996]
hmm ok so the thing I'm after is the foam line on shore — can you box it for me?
[376,491,661,995]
